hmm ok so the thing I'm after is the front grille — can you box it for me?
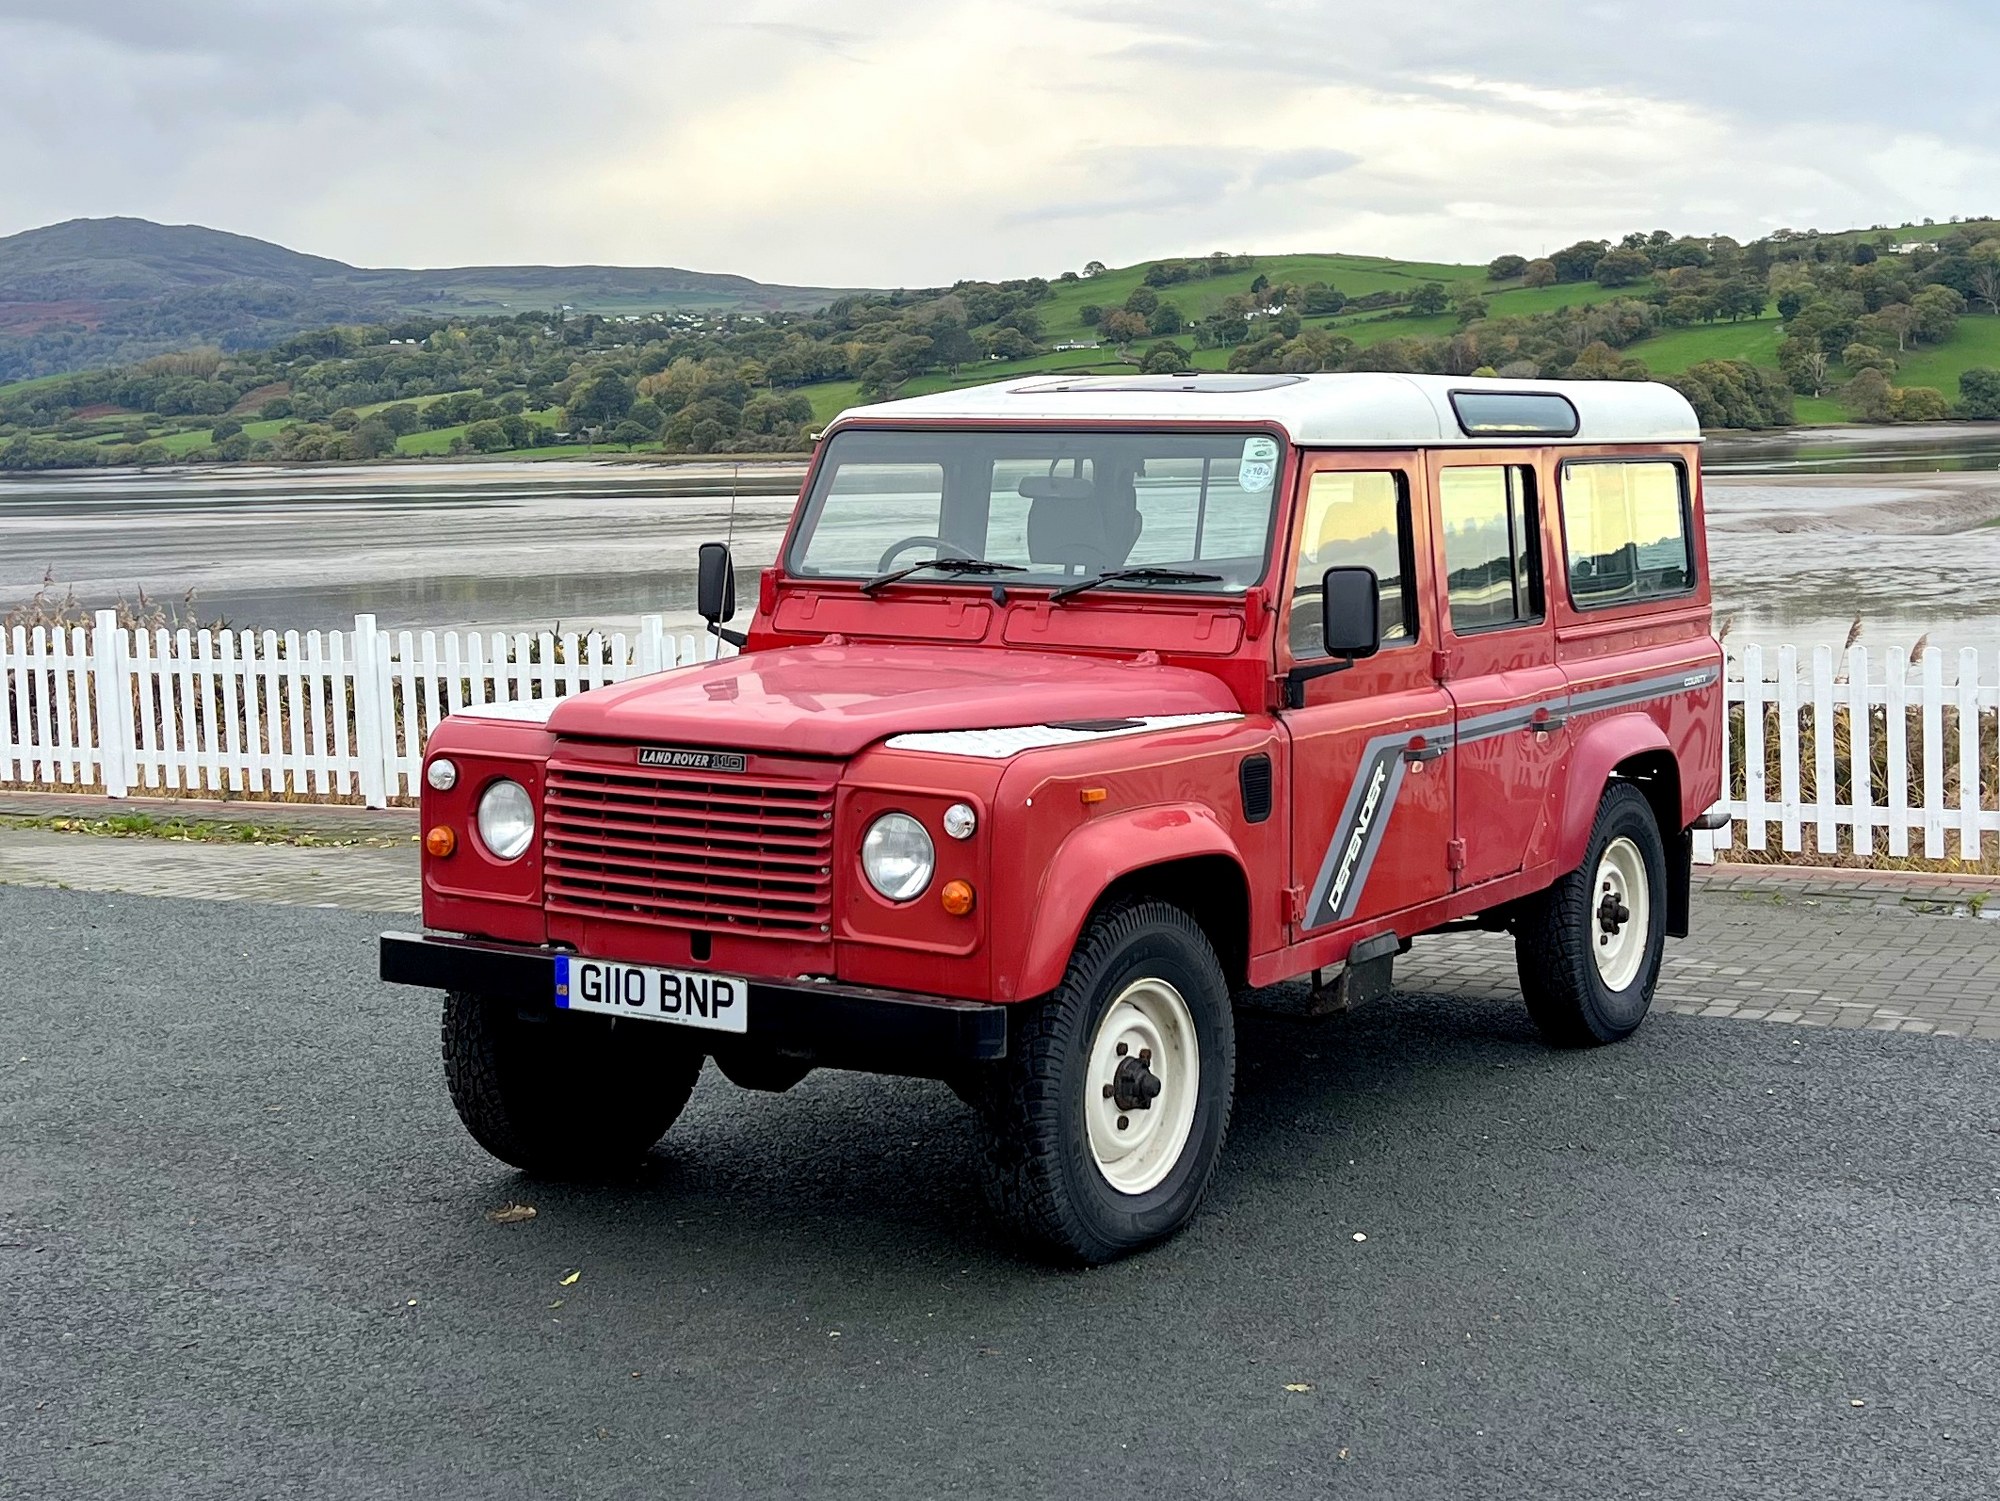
[542,759,835,934]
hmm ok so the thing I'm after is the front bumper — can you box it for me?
[380,931,1007,1077]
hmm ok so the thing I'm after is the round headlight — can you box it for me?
[861,812,935,902]
[942,802,978,840]
[426,757,458,791]
[476,779,535,861]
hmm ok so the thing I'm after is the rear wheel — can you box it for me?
[441,993,704,1179]
[1513,782,1668,1047]
[967,901,1235,1264]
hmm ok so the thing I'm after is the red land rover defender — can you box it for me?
[382,373,1723,1263]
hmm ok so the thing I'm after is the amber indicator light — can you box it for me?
[1079,788,1107,805]
[940,880,975,916]
[425,826,457,858]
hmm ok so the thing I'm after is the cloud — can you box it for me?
[0,0,1994,286]
[1005,145,1359,224]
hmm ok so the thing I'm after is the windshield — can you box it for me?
[787,428,1284,594]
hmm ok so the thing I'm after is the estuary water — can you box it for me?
[2,429,1997,667]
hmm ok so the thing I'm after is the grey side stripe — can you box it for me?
[1299,663,1718,931]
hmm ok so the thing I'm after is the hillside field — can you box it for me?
[785,244,1995,429]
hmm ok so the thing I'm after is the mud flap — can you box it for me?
[1301,931,1400,1017]
[1667,829,1692,939]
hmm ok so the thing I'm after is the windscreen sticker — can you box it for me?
[1238,436,1278,493]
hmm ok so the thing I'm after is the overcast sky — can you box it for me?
[1,0,1994,287]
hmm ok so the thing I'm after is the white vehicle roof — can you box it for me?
[829,372,1700,447]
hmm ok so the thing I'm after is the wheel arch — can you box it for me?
[1097,856,1252,993]
[1556,716,1691,939]
[1555,714,1677,870]
[1008,806,1252,1001]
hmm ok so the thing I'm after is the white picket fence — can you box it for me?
[0,612,721,807]
[4,622,1997,857]
[1708,643,1998,863]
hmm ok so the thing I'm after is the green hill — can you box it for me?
[6,215,1999,465]
[790,224,2000,428]
[0,217,855,381]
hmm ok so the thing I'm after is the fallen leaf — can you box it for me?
[548,1300,564,1310]
[559,1270,580,1287]
[1284,1383,1314,1393]
[486,1203,538,1225]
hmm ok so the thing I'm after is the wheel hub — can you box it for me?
[1106,1050,1163,1113]
[1597,889,1632,935]
[1084,980,1201,1196]
[1589,835,1651,992]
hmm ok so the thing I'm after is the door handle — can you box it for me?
[1402,739,1447,764]
[1530,711,1568,733]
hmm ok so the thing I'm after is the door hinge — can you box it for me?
[1446,837,1466,872]
[1283,885,1308,924]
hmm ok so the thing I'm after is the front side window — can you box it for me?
[788,429,1284,593]
[1289,470,1415,659]
[1439,465,1541,632]
[1561,460,1693,608]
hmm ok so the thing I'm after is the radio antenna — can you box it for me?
[726,461,740,549]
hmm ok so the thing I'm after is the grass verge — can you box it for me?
[0,812,408,849]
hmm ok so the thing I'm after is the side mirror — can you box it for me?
[696,542,746,648]
[1319,565,1380,660]
[697,542,736,624]
[1283,565,1379,709]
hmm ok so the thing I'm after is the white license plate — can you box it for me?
[554,954,748,1035]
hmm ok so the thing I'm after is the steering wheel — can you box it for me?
[876,535,975,572]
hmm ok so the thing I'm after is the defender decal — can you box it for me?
[1324,752,1394,920]
[1298,665,1719,932]
[1304,732,1422,929]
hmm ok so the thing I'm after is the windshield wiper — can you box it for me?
[860,557,1027,595]
[1049,566,1224,603]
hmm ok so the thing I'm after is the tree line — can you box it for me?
[4,220,2000,469]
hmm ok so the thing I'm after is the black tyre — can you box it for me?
[441,992,704,1179]
[1514,782,1668,1047]
[967,900,1236,1265]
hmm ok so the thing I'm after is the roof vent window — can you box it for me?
[1448,390,1580,438]
[1010,374,1306,395]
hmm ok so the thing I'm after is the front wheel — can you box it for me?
[966,901,1236,1264]
[1513,782,1669,1047]
[441,993,705,1179]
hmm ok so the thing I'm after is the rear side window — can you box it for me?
[1439,466,1541,632]
[1290,470,1415,658]
[1560,460,1693,608]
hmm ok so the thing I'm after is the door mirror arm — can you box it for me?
[1282,656,1356,710]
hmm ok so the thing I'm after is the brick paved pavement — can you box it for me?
[2,810,1995,1038]
[0,825,417,911]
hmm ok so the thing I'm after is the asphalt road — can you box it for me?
[4,886,1999,1500]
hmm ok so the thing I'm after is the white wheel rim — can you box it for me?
[1084,977,1200,1196]
[1591,836,1651,992]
